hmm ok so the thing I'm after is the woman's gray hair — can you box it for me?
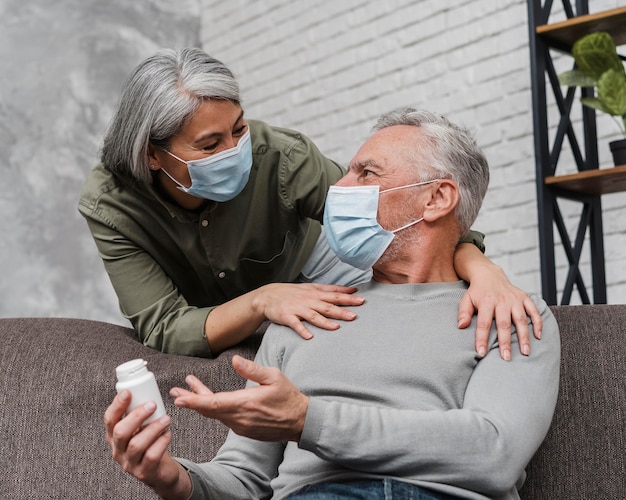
[373,108,489,237]
[101,48,240,183]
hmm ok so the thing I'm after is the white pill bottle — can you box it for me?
[115,359,167,425]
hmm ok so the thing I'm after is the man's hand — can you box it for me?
[103,391,192,500]
[171,355,309,442]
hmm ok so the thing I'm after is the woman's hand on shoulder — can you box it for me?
[458,265,542,361]
[253,283,365,340]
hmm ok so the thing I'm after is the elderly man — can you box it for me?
[105,109,560,500]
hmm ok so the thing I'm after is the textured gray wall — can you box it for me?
[0,0,201,324]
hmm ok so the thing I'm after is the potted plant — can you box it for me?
[558,31,626,166]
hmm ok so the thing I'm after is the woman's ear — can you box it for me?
[422,180,459,222]
[147,143,161,171]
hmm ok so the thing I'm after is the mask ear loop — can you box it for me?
[162,149,188,165]
[391,217,424,234]
[158,166,190,191]
[380,178,441,194]
[154,152,191,191]
[384,180,441,233]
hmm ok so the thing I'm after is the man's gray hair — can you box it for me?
[373,108,489,237]
[101,48,240,183]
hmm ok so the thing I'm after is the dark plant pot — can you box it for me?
[609,138,626,166]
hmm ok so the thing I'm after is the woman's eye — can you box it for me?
[234,124,247,136]
[203,143,219,152]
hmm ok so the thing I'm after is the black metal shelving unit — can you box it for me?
[527,1,626,305]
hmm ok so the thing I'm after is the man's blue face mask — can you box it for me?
[322,179,441,270]
[160,129,253,202]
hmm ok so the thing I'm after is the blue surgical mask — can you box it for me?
[323,180,440,270]
[160,129,253,202]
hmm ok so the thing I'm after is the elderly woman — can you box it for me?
[79,48,540,359]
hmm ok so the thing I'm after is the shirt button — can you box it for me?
[218,272,226,279]
[201,220,209,227]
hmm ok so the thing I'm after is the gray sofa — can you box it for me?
[1,305,624,499]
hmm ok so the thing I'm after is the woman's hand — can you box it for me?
[206,283,364,354]
[457,265,542,360]
[103,391,192,499]
[253,283,365,340]
[454,243,542,360]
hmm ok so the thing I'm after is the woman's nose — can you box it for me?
[223,135,237,150]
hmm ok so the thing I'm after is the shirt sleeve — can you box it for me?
[458,229,486,253]
[276,129,345,222]
[80,215,213,357]
[298,296,560,497]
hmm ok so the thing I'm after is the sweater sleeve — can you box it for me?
[175,337,286,499]
[298,296,560,497]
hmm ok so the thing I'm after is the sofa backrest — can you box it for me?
[0,304,624,499]
[520,304,626,499]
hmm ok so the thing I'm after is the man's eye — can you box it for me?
[203,143,219,152]
[363,169,373,177]
[234,124,247,136]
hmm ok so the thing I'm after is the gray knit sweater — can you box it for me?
[180,280,560,500]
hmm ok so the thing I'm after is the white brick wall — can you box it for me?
[201,0,626,304]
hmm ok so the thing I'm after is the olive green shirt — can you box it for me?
[79,119,485,357]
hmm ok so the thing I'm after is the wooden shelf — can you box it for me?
[536,6,626,52]
[528,1,626,304]
[545,164,626,195]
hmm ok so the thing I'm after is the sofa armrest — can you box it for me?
[520,305,626,499]
[0,317,262,499]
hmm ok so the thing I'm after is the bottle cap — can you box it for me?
[116,359,148,382]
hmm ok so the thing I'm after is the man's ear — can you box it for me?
[422,180,459,222]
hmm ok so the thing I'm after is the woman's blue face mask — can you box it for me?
[322,179,440,270]
[160,129,253,202]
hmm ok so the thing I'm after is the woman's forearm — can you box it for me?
[203,287,269,354]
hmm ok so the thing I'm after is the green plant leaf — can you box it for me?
[597,68,626,116]
[572,32,624,81]
[558,69,596,87]
[581,96,608,113]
